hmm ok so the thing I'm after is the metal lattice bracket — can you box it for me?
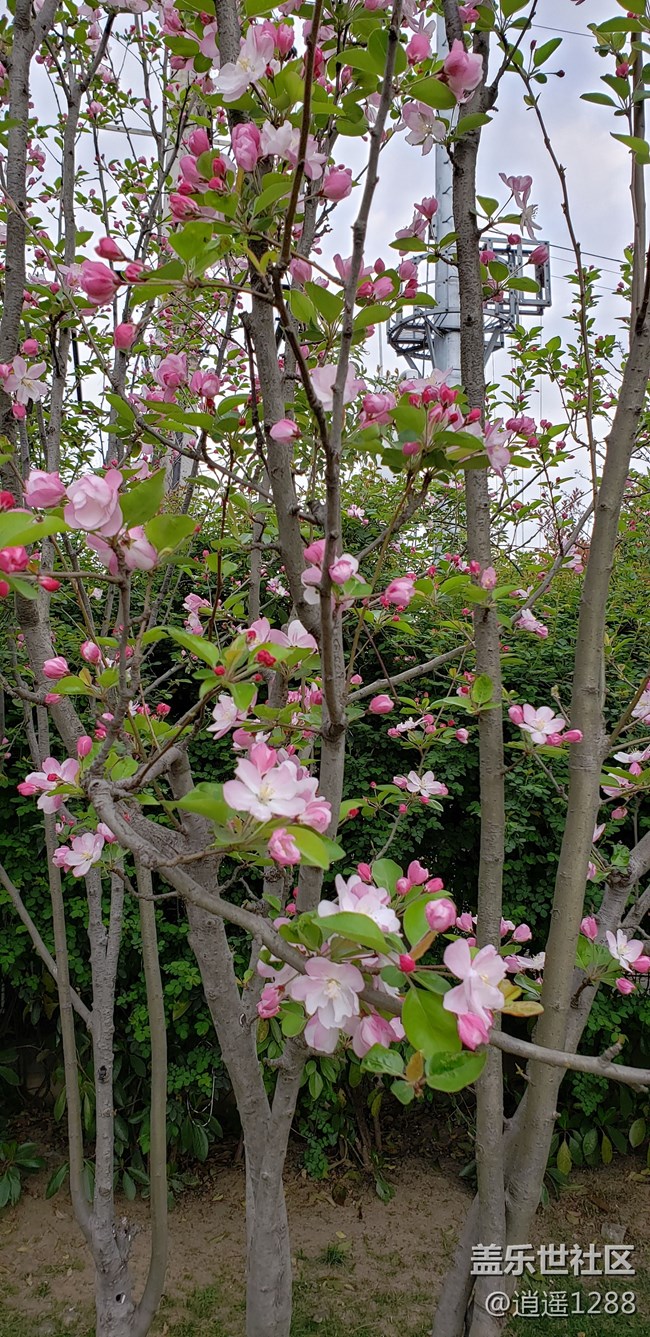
[387,238,551,372]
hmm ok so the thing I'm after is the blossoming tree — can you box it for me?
[2,2,650,1336]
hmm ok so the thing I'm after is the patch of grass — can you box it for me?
[319,1242,349,1267]
[0,1300,92,1337]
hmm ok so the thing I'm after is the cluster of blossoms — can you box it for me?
[580,917,650,995]
[508,703,583,747]
[20,466,157,574]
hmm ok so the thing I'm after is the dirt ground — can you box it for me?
[0,1149,648,1336]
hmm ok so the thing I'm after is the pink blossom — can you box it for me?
[403,770,448,799]
[97,822,117,843]
[318,872,400,933]
[456,912,475,933]
[457,1012,490,1049]
[329,554,359,585]
[512,923,532,944]
[402,102,446,155]
[443,939,506,1025]
[190,370,221,400]
[24,470,66,508]
[121,526,157,572]
[285,619,318,651]
[257,984,282,1018]
[187,128,210,156]
[406,32,432,64]
[4,357,49,405]
[323,166,352,201]
[76,735,93,758]
[518,704,565,745]
[480,566,497,590]
[224,743,308,823]
[508,704,524,725]
[155,352,187,396]
[368,694,393,714]
[425,897,457,933]
[407,860,429,885]
[64,468,123,536]
[605,929,644,972]
[232,122,262,170]
[288,957,364,1050]
[311,364,366,411]
[516,608,548,638]
[207,693,249,739]
[615,977,635,996]
[270,418,300,442]
[43,657,69,680]
[456,728,469,744]
[384,575,416,606]
[633,955,650,974]
[581,914,599,942]
[290,257,312,285]
[79,259,121,306]
[482,421,512,476]
[214,28,275,102]
[21,338,39,357]
[360,391,396,426]
[268,827,302,866]
[442,39,484,102]
[348,1012,401,1058]
[63,831,105,877]
[23,756,80,813]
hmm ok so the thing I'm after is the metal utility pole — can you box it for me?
[432,16,461,384]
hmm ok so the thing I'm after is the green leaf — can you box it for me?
[581,92,617,108]
[403,896,434,949]
[471,674,494,705]
[145,514,196,553]
[51,675,95,697]
[601,1133,613,1165]
[391,1079,415,1105]
[120,469,166,528]
[230,681,256,712]
[425,1049,487,1092]
[304,281,343,324]
[582,1127,598,1158]
[163,626,220,667]
[453,113,492,137]
[532,38,563,67]
[629,1117,647,1148]
[408,78,457,111]
[285,828,344,871]
[45,1163,68,1199]
[0,512,67,548]
[371,859,402,896]
[252,178,292,217]
[280,1006,306,1037]
[122,1170,136,1201]
[289,288,317,325]
[612,133,650,164]
[319,910,390,954]
[177,783,231,826]
[192,1124,209,1162]
[557,1139,572,1175]
[507,276,540,293]
[169,221,215,264]
[402,988,461,1059]
[361,1045,405,1076]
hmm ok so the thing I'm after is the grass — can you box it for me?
[506,1269,650,1336]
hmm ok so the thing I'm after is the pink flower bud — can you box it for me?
[187,128,210,156]
[399,954,416,974]
[369,694,393,714]
[396,877,411,896]
[508,704,525,725]
[80,640,102,664]
[269,417,300,443]
[21,338,39,356]
[357,863,373,882]
[457,1012,490,1050]
[323,166,353,201]
[528,244,549,267]
[96,236,126,262]
[425,877,445,894]
[17,781,38,796]
[512,923,532,943]
[615,977,635,995]
[114,322,136,350]
[44,693,60,705]
[455,728,469,744]
[350,673,362,685]
[77,735,93,758]
[43,656,69,680]
[425,898,457,933]
[580,916,598,941]
[407,860,429,886]
[633,954,650,974]
[562,729,583,744]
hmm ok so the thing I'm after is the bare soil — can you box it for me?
[0,1151,648,1336]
